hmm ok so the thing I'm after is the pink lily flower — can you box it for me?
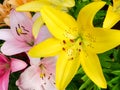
[0,9,52,55]
[0,53,27,90]
[16,57,57,90]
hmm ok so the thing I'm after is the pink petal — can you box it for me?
[10,58,27,73]
[10,9,33,42]
[40,57,57,74]
[0,29,14,41]
[0,70,10,90]
[27,55,41,66]
[35,25,52,44]
[16,66,45,90]
[1,40,31,55]
[16,65,56,90]
[0,54,9,63]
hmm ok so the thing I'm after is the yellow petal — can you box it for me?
[56,39,81,89]
[40,6,79,40]
[80,49,107,88]
[113,0,120,11]
[84,28,120,53]
[56,51,80,90]
[32,16,44,38]
[16,0,51,12]
[48,0,75,12]
[28,38,62,57]
[77,1,106,29]
[61,0,75,7]
[55,6,68,12]
[103,6,120,28]
[48,0,75,7]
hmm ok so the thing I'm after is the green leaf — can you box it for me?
[8,72,21,90]
[112,83,120,90]
[108,77,120,85]
[111,70,120,75]
[93,10,106,27]
[79,79,92,90]
[66,82,78,90]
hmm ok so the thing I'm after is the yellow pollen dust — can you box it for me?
[17,28,23,35]
[39,64,46,78]
[40,73,45,78]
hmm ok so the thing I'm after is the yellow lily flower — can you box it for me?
[103,0,120,28]
[28,1,120,89]
[16,0,75,12]
[16,0,75,38]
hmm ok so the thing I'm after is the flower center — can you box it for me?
[39,63,55,87]
[15,24,34,46]
[0,63,9,69]
[15,24,29,36]
[62,38,82,60]
[0,63,10,77]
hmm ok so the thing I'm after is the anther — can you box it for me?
[16,27,20,36]
[21,26,29,32]
[79,49,81,52]
[43,73,45,77]
[21,32,27,35]
[71,57,74,60]
[63,40,66,44]
[79,42,82,45]
[18,24,21,28]
[70,39,74,43]
[48,76,50,80]
[62,47,66,51]
[50,73,52,75]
